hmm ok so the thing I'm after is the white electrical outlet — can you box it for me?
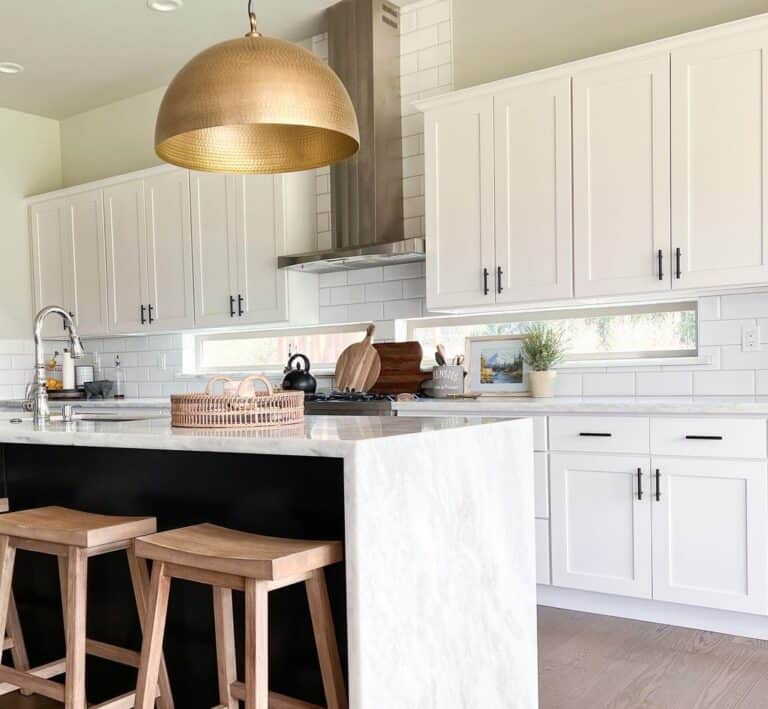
[742,326,761,352]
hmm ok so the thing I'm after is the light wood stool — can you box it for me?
[134,523,348,709]
[0,506,175,709]
[0,499,30,694]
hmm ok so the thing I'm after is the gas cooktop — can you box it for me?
[304,391,400,416]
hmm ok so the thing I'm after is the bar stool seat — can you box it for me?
[134,524,347,709]
[0,506,174,709]
[0,506,156,548]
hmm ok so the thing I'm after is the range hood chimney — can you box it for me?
[278,0,425,273]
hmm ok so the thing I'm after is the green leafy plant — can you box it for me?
[521,324,567,371]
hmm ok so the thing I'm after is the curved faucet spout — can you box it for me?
[30,306,85,424]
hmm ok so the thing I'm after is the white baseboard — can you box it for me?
[537,584,768,639]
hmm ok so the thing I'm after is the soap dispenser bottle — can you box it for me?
[114,355,126,399]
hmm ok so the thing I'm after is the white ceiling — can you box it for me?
[0,0,353,119]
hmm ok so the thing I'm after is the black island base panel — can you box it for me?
[1,444,347,708]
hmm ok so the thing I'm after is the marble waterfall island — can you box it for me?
[0,414,538,708]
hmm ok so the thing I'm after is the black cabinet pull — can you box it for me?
[148,304,155,325]
[238,294,245,317]
[483,268,490,296]
[655,469,661,501]
[675,247,682,279]
[685,435,723,441]
[140,304,146,325]
[229,295,236,318]
[657,249,663,281]
[637,468,643,501]
[579,432,612,437]
[497,266,503,294]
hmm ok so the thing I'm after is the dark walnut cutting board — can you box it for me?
[370,342,431,394]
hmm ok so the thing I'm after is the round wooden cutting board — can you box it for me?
[335,324,382,392]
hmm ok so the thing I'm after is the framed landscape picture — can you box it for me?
[465,335,529,396]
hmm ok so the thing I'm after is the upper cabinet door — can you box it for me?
[494,77,573,304]
[65,189,108,337]
[29,199,71,339]
[672,31,768,289]
[104,179,149,334]
[235,174,287,325]
[425,96,496,310]
[144,170,195,330]
[573,54,671,297]
[190,172,241,328]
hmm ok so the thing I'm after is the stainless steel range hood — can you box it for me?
[278,0,425,274]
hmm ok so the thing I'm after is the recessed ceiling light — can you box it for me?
[147,0,183,11]
[0,62,24,75]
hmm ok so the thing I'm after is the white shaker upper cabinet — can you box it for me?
[651,457,768,614]
[144,170,195,331]
[65,190,109,337]
[672,31,768,289]
[104,179,149,334]
[550,453,652,599]
[494,77,573,304]
[190,172,241,328]
[425,96,495,310]
[573,54,671,297]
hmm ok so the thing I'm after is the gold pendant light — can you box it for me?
[155,0,360,174]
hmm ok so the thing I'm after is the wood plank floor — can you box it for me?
[4,607,768,707]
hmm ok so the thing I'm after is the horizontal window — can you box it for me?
[194,324,369,373]
[407,303,697,365]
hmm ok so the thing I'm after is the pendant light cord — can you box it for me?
[247,0,259,36]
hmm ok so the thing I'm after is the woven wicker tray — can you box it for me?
[171,375,304,429]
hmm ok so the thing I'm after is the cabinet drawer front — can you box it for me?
[651,418,766,459]
[535,519,551,585]
[549,416,649,453]
[534,452,549,518]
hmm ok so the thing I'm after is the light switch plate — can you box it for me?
[742,326,761,352]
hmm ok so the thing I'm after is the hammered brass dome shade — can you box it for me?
[155,34,360,174]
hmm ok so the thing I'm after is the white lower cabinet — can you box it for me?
[550,453,652,599]
[535,519,551,585]
[651,457,768,614]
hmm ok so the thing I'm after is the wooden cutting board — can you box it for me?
[335,324,382,392]
[370,341,431,394]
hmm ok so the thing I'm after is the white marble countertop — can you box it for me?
[0,413,509,458]
[393,396,768,416]
[0,398,170,410]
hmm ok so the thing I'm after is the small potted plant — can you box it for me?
[521,324,567,398]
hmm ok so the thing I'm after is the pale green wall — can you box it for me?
[453,0,768,89]
[0,108,62,337]
[60,86,166,187]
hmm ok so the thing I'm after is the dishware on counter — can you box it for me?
[422,364,466,398]
[171,374,304,429]
[369,342,431,394]
[75,364,95,390]
[84,380,114,400]
[334,324,381,392]
[281,353,317,394]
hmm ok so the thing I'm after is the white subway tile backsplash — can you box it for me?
[330,285,365,306]
[698,320,753,346]
[698,296,721,321]
[554,373,582,396]
[347,302,385,322]
[319,272,347,288]
[582,373,636,396]
[403,278,427,298]
[365,281,403,302]
[401,26,439,54]
[720,345,768,370]
[636,372,693,396]
[383,298,424,320]
[383,262,423,281]
[319,305,349,324]
[418,42,452,70]
[416,0,451,27]
[694,371,755,395]
[348,268,384,285]
[721,293,768,319]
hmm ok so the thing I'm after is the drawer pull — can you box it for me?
[655,469,661,502]
[685,435,723,441]
[579,432,612,437]
[637,468,643,501]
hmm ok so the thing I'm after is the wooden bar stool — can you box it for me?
[0,506,175,709]
[134,524,348,709]
[0,499,30,694]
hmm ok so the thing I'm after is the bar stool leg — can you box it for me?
[127,549,175,709]
[244,580,269,709]
[306,569,348,709]
[0,536,16,670]
[64,547,88,709]
[135,562,171,709]
[213,588,238,709]
[7,593,31,695]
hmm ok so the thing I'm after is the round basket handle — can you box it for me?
[238,374,273,396]
[205,376,233,395]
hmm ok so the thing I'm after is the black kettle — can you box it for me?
[281,353,317,394]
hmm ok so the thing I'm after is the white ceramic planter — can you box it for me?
[529,370,557,398]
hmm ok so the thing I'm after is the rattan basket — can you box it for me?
[171,375,304,429]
